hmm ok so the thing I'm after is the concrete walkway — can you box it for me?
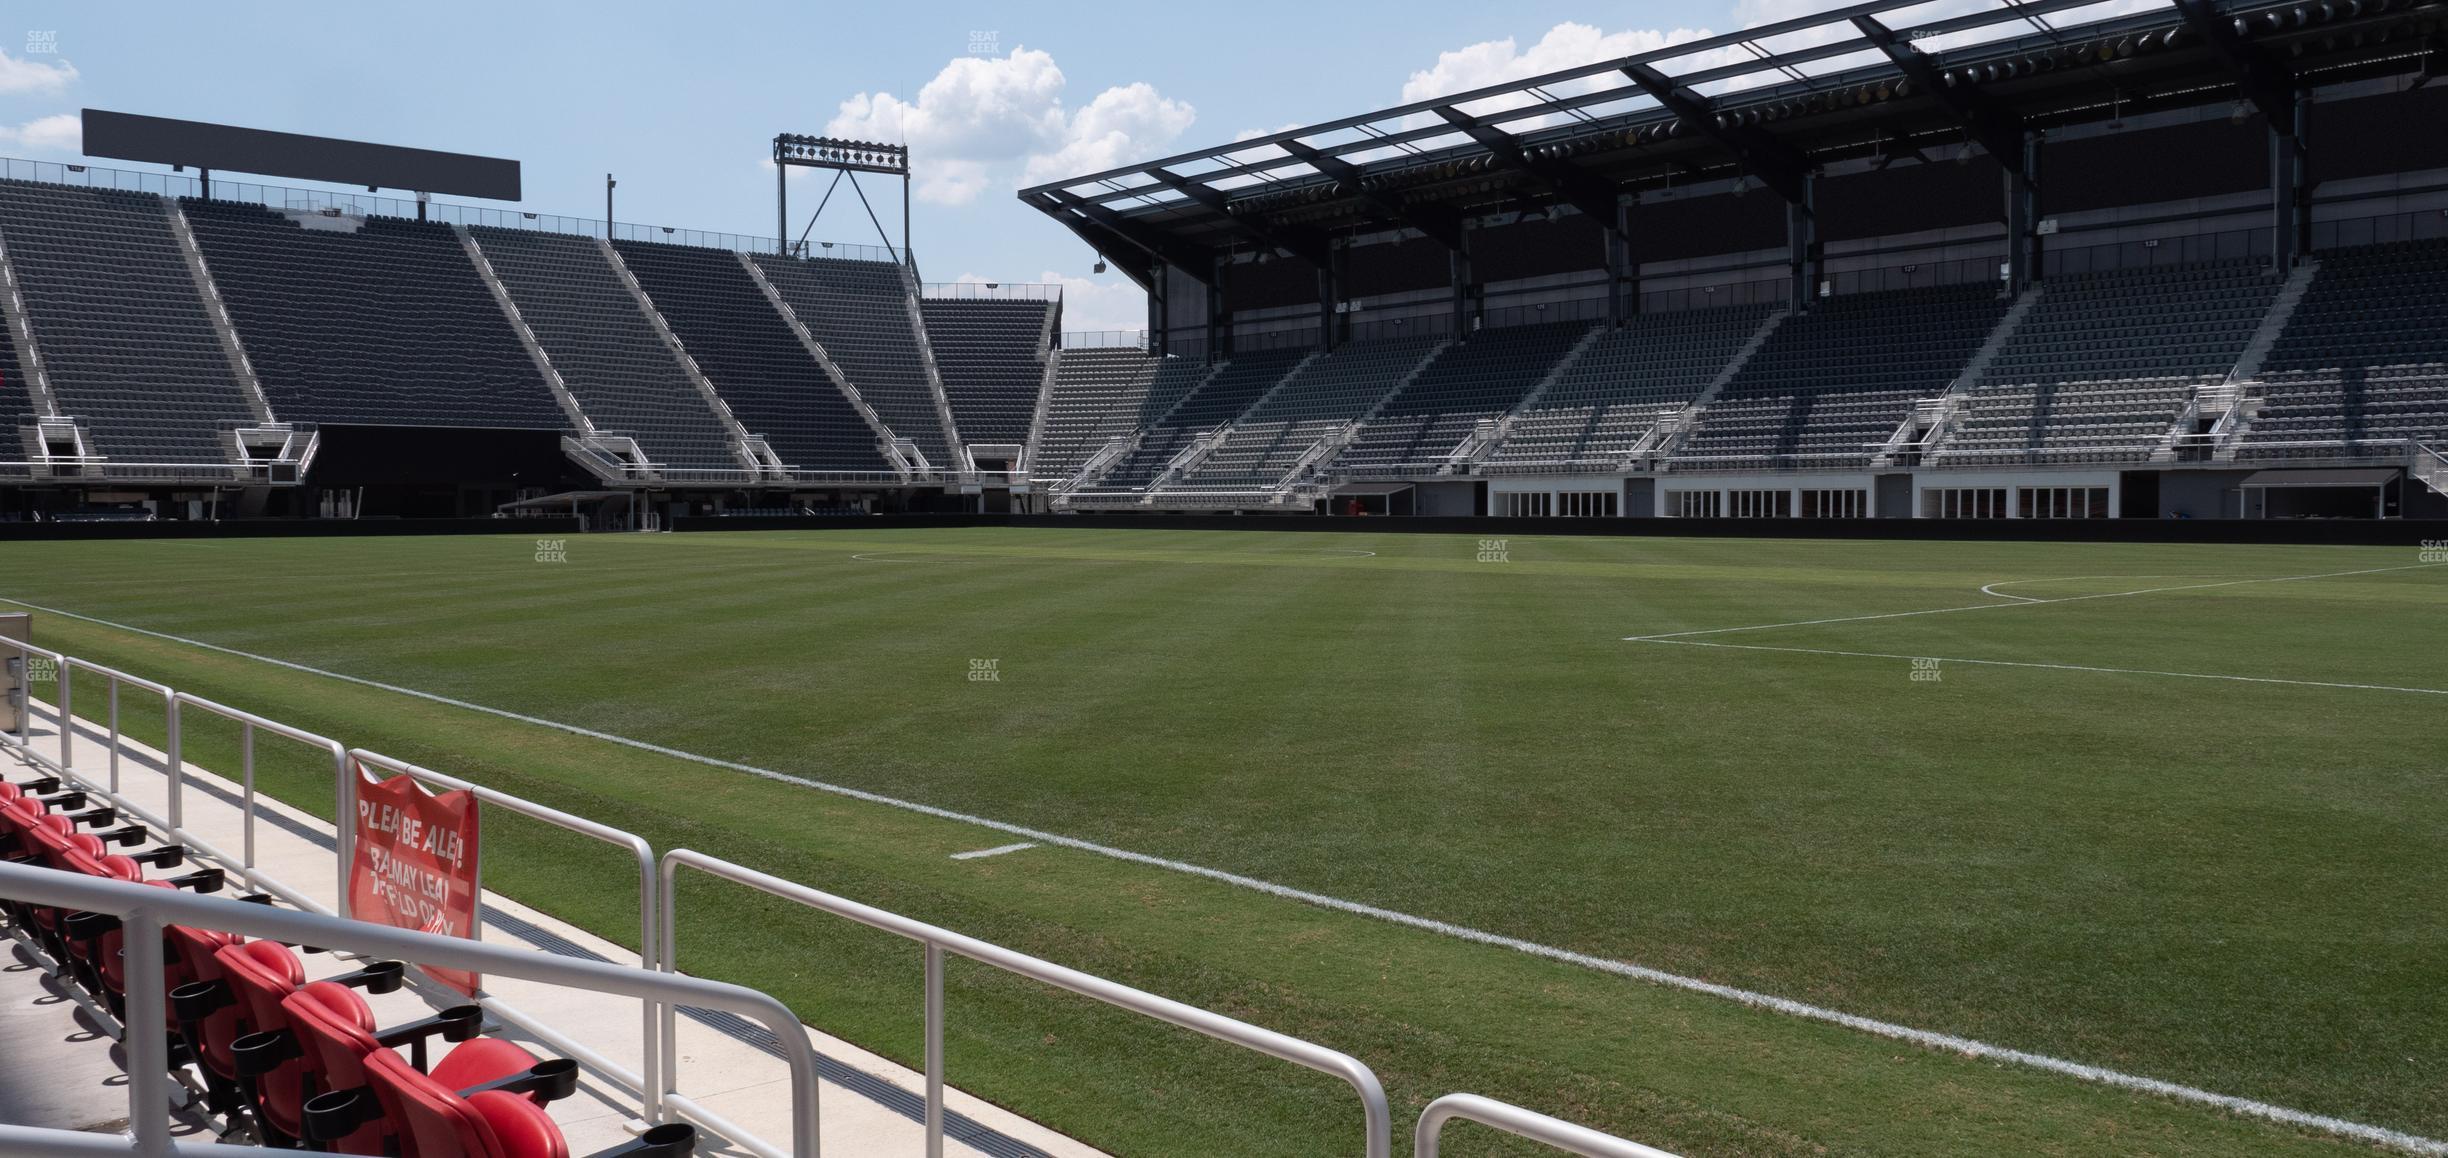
[2,698,1105,1158]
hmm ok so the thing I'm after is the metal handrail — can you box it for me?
[347,747,665,1129]
[168,691,351,912]
[660,848,1392,1158]
[1416,1094,1678,1158]
[62,657,173,795]
[0,861,820,1158]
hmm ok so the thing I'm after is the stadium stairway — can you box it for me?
[754,255,961,471]
[1,697,1105,1158]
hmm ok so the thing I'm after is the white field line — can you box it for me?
[949,842,1038,860]
[1628,562,2445,641]
[1635,638,2448,695]
[6,595,2444,1156]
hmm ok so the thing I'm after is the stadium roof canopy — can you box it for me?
[1020,0,2446,285]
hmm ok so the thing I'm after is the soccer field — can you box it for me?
[8,527,2444,1156]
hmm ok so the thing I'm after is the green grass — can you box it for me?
[8,528,2444,1156]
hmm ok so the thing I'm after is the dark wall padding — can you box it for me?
[1626,193,1788,263]
[1817,160,2000,241]
[303,425,576,488]
[664,511,2446,545]
[1223,254,1320,310]
[1474,213,1606,283]
[0,517,581,541]
[1345,238,1451,298]
[2312,85,2448,181]
[2046,118,2268,212]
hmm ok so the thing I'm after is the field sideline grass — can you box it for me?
[6,527,2443,1156]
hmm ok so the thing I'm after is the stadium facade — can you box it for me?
[3,0,2446,523]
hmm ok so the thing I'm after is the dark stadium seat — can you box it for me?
[2240,239,2448,459]
[1173,335,1443,491]
[0,181,259,470]
[179,201,564,430]
[1068,347,1309,495]
[919,297,1053,449]
[467,227,742,474]
[1334,322,1592,474]
[1033,349,1211,486]
[1674,284,2009,469]
[1487,303,1777,470]
[611,239,896,474]
[754,254,957,466]
[1941,259,2281,466]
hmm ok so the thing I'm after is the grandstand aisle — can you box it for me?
[612,240,898,476]
[754,255,958,467]
[467,227,744,475]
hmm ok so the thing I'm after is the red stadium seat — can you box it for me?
[215,940,407,1147]
[282,979,487,1154]
[357,1045,693,1158]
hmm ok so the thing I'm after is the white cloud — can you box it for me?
[827,47,1194,206]
[1400,22,1713,109]
[1019,83,1194,187]
[0,49,77,96]
[0,113,80,156]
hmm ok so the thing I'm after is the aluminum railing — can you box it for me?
[660,848,1394,1158]
[0,861,820,1158]
[61,657,173,796]
[346,747,666,1129]
[4,631,1653,1158]
[1415,1094,1678,1158]
[165,690,352,914]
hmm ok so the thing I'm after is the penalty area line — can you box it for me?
[1631,638,2448,696]
[1629,561,2446,641]
[5,595,2443,1155]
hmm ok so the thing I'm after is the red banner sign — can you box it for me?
[347,760,481,995]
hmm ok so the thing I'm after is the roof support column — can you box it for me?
[1610,200,1636,323]
[2006,131,2039,293]
[1206,253,1232,362]
[1787,175,1819,313]
[1149,261,1171,358]
[2272,89,2310,269]
[1319,240,1344,351]
[1451,228,1478,336]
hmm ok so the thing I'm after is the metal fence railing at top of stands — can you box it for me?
[919,280,1064,301]
[1060,329,1148,349]
[0,861,817,1158]
[0,154,902,266]
[661,848,1395,1158]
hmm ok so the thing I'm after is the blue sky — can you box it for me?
[0,0,1820,331]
